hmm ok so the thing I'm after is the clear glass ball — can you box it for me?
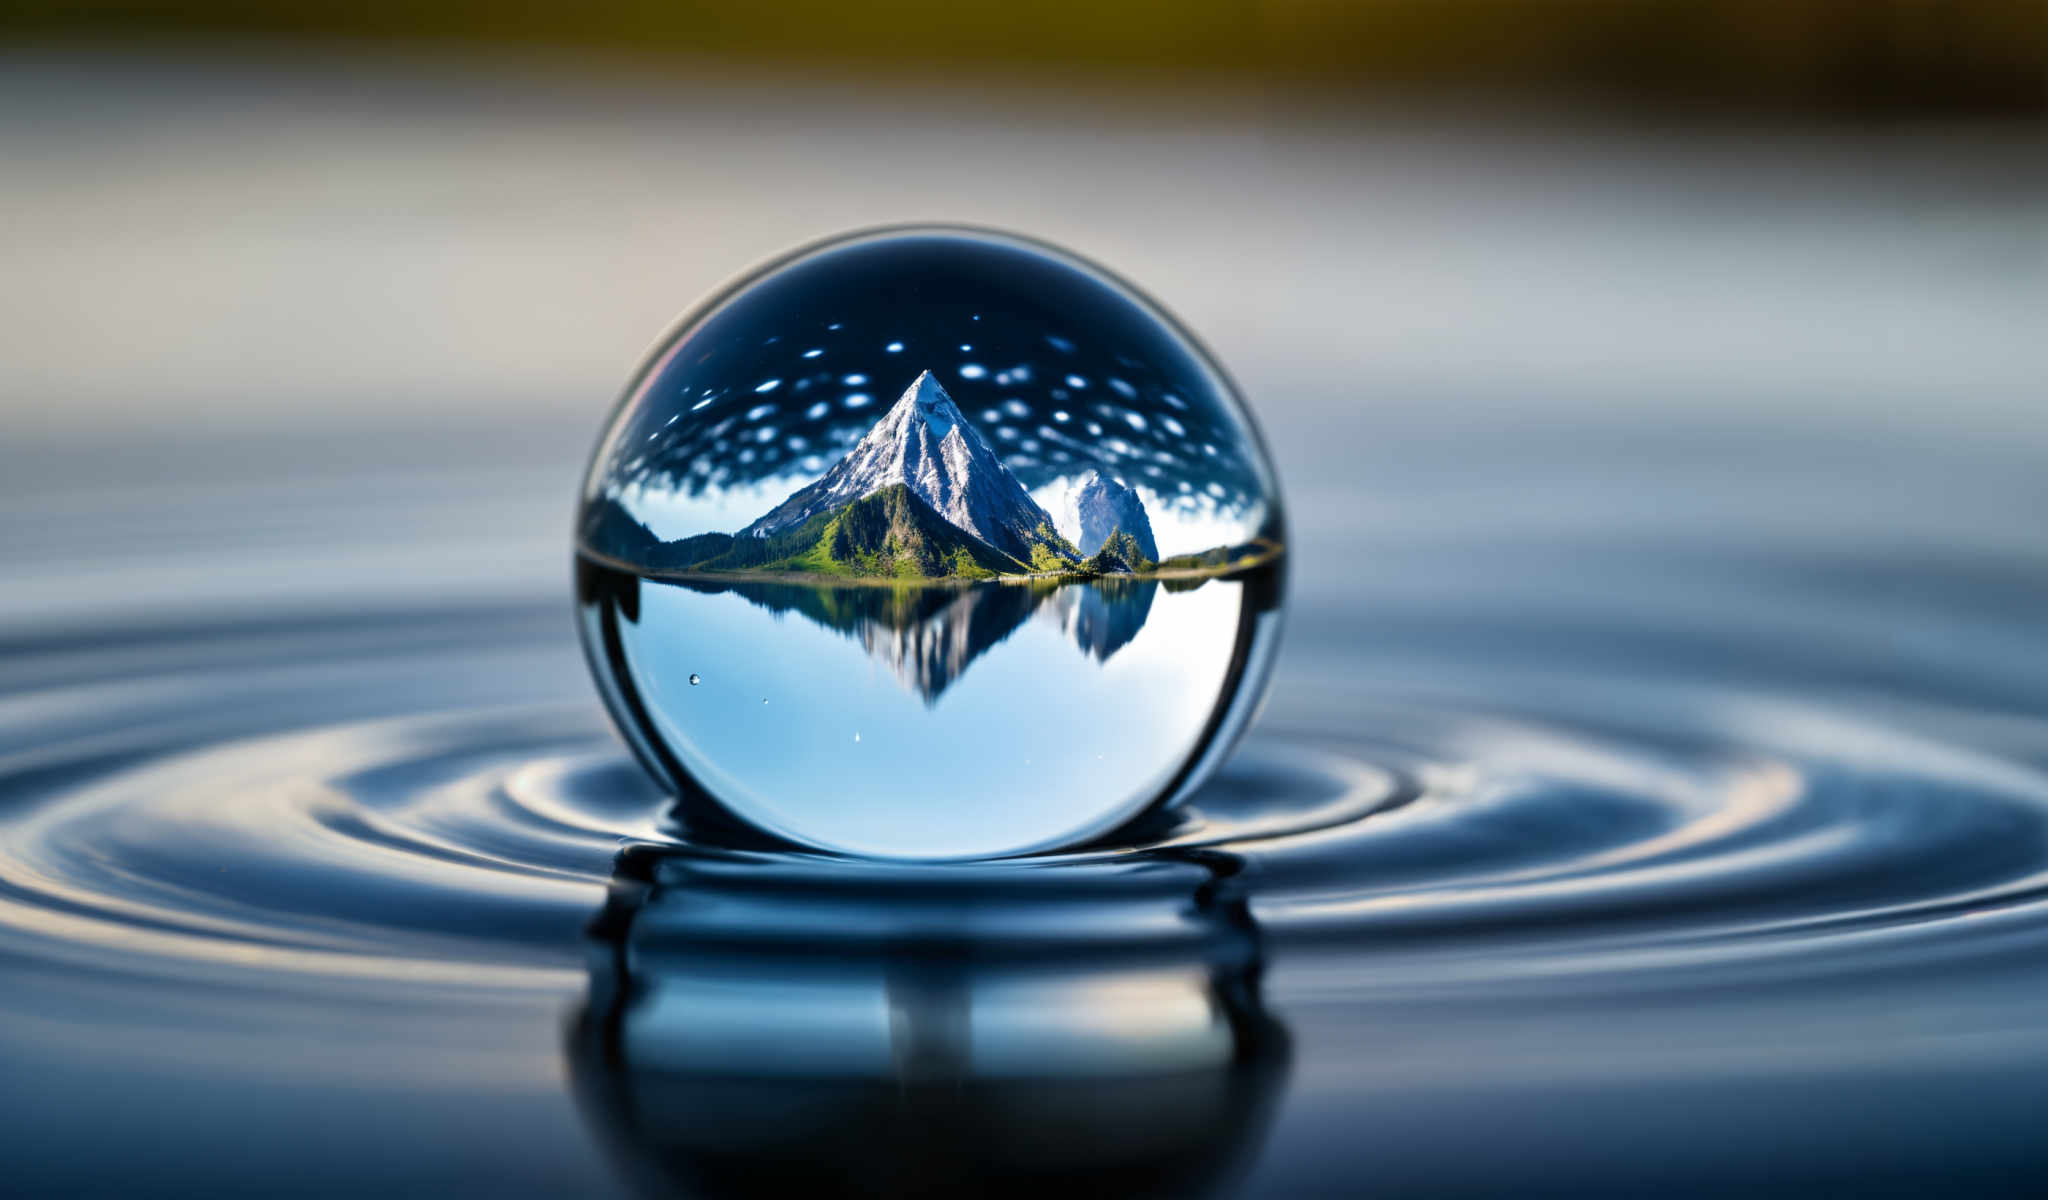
[577,227,1285,859]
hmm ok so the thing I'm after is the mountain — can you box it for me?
[1097,529,1153,573]
[1080,547,1132,575]
[621,484,1023,580]
[1061,470,1158,565]
[580,494,662,563]
[580,495,741,572]
[742,371,1072,567]
[812,483,1023,578]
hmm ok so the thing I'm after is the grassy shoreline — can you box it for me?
[577,541,1282,589]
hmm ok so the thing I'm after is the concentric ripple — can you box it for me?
[6,597,2048,1010]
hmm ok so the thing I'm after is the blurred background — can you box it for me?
[4,2,2043,636]
[2,3,2046,1196]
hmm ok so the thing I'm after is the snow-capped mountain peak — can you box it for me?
[905,370,958,438]
[1055,469,1159,563]
[741,370,1061,564]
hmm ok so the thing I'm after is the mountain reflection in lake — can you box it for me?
[578,558,1277,859]
[667,575,1164,703]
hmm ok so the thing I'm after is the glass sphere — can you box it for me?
[576,227,1285,860]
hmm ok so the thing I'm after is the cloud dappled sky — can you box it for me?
[589,230,1281,551]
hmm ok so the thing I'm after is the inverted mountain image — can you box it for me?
[668,575,1046,702]
[1036,576,1159,663]
[665,573,1158,703]
[580,369,1275,582]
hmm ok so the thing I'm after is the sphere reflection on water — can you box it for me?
[576,227,1286,859]
[568,843,1290,1199]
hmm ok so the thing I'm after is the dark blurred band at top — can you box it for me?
[11,0,2044,117]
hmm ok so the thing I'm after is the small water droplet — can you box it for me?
[688,673,701,686]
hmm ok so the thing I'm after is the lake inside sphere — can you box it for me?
[577,227,1285,859]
